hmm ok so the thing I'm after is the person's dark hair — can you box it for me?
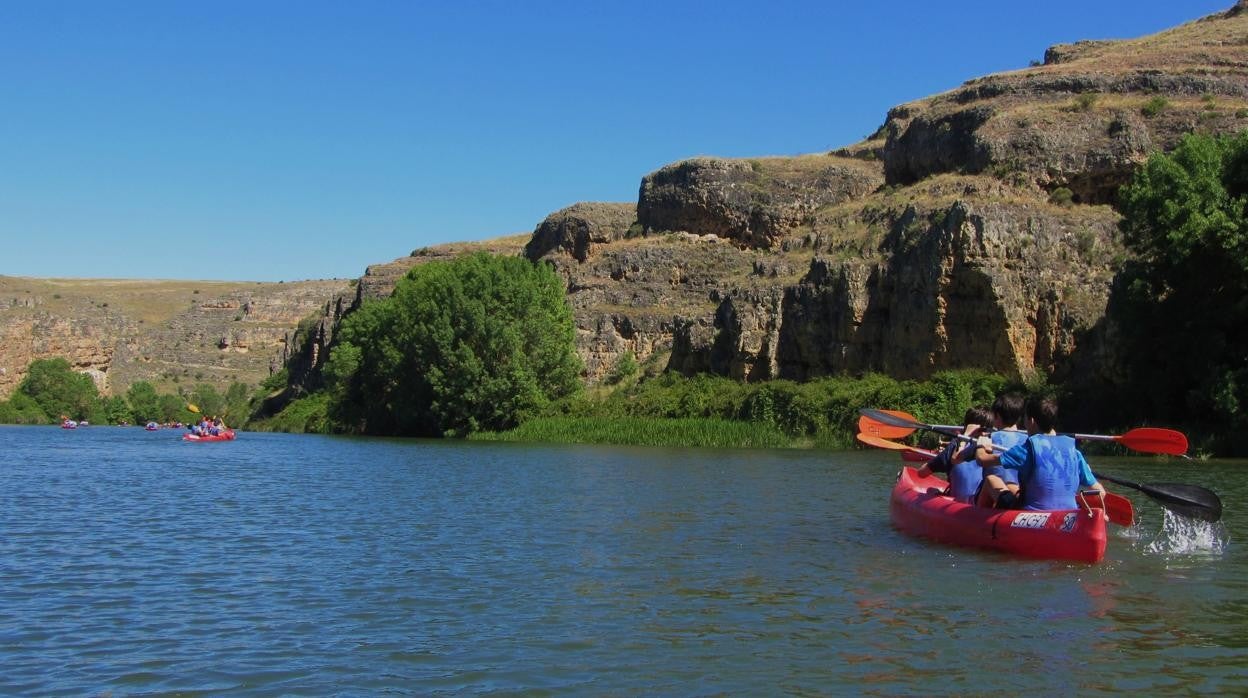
[964,405,993,429]
[992,392,1025,428]
[1025,395,1060,433]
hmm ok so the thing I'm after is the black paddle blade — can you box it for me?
[1095,472,1223,523]
[1141,482,1224,523]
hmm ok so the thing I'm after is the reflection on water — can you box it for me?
[0,426,1243,695]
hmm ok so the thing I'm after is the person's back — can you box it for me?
[1018,434,1085,510]
[920,406,991,504]
[946,454,982,503]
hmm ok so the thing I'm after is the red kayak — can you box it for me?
[900,450,928,463]
[890,466,1108,563]
[183,430,236,442]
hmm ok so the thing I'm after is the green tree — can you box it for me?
[0,392,50,424]
[1111,131,1248,444]
[223,382,251,426]
[189,383,226,420]
[126,381,162,422]
[18,358,99,421]
[159,394,188,422]
[332,253,582,436]
[100,395,132,424]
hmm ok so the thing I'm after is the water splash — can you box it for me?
[1143,509,1229,557]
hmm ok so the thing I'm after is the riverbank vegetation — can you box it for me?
[0,357,261,427]
[468,369,1016,450]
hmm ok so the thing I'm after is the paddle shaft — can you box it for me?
[859,408,1187,455]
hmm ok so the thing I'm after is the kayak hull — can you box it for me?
[183,430,236,442]
[900,450,928,463]
[890,466,1107,563]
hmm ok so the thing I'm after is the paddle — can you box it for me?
[858,432,1136,526]
[856,432,936,459]
[1067,428,1188,456]
[859,409,1188,456]
[857,410,923,439]
[1091,472,1222,523]
[859,408,959,437]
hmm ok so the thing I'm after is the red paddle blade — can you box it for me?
[857,410,919,439]
[1116,427,1189,456]
[1103,492,1135,526]
[1080,490,1134,526]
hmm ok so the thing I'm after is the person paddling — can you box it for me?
[975,392,1028,508]
[915,405,992,504]
[974,395,1106,511]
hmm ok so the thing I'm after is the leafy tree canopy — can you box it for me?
[126,381,162,423]
[330,253,582,436]
[18,358,99,421]
[1113,130,1248,442]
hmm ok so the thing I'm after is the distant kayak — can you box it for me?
[61,420,77,429]
[182,430,236,442]
[145,422,160,431]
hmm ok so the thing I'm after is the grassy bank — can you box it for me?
[469,416,802,449]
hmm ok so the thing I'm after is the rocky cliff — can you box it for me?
[182,4,1248,406]
[0,276,351,398]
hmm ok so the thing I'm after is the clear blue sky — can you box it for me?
[0,0,1232,281]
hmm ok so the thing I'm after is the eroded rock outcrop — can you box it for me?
[637,156,883,248]
[880,5,1248,203]
[524,203,636,262]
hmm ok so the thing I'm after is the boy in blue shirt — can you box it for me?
[915,405,992,503]
[975,392,1028,508]
[975,395,1105,511]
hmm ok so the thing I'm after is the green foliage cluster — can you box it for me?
[1105,131,1248,452]
[0,357,259,427]
[471,416,793,449]
[1141,96,1169,118]
[1048,187,1075,206]
[254,393,333,434]
[536,369,1010,449]
[322,252,583,436]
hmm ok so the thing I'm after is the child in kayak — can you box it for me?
[974,395,1106,511]
[975,392,1028,508]
[915,405,992,503]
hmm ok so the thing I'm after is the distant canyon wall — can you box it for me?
[0,278,351,399]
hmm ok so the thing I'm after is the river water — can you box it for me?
[0,424,1243,695]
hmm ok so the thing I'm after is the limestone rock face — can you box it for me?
[524,203,636,262]
[655,197,1121,383]
[0,277,352,398]
[637,156,883,248]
